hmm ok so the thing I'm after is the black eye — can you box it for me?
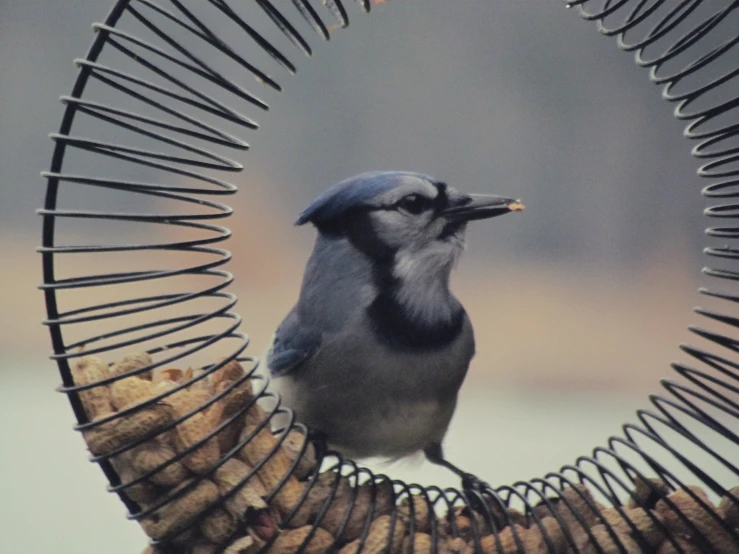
[398,194,429,215]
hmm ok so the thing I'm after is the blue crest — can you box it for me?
[296,171,431,226]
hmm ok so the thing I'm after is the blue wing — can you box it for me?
[267,308,322,378]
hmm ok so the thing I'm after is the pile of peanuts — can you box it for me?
[71,353,738,554]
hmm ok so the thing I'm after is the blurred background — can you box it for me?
[1,0,732,553]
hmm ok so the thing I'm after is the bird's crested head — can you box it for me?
[297,171,523,266]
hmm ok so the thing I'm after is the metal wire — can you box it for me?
[39,0,739,552]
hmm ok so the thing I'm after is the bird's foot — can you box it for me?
[461,472,491,494]
[461,473,493,515]
[307,429,329,457]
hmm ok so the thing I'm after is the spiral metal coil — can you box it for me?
[39,1,738,553]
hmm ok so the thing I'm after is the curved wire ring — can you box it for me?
[39,1,739,552]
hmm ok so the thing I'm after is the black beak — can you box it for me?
[443,194,525,222]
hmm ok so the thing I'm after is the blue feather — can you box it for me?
[296,171,431,226]
[267,308,322,377]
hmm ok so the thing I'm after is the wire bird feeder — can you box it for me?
[39,1,738,553]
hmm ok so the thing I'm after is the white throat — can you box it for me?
[391,240,463,326]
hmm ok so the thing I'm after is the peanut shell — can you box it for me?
[294,472,352,531]
[280,429,318,480]
[628,476,670,509]
[110,375,158,410]
[656,487,739,553]
[140,479,220,540]
[397,495,431,534]
[167,389,221,474]
[83,404,173,456]
[157,368,184,383]
[556,484,601,531]
[574,524,641,554]
[238,405,306,523]
[402,533,433,554]
[718,486,739,530]
[470,524,531,554]
[117,404,174,445]
[265,526,334,554]
[208,378,253,454]
[111,352,153,380]
[200,508,238,544]
[338,515,406,554]
[225,533,265,554]
[525,516,567,554]
[131,441,189,487]
[214,458,268,519]
[117,464,163,507]
[211,359,249,390]
[446,537,466,554]
[599,506,664,548]
[320,479,395,541]
[167,387,212,415]
[72,355,113,419]
[173,411,221,474]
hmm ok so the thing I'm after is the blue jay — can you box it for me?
[266,171,523,487]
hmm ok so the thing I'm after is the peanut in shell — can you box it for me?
[82,415,122,456]
[265,526,334,554]
[83,404,173,456]
[655,487,739,553]
[167,386,213,416]
[173,410,221,474]
[446,537,467,554]
[131,441,189,487]
[320,479,395,541]
[208,378,253,454]
[655,488,715,533]
[338,515,406,554]
[294,471,352,531]
[140,478,220,540]
[280,429,318,481]
[599,506,664,548]
[211,359,249,390]
[110,375,158,410]
[111,352,154,380]
[166,388,222,474]
[238,405,306,523]
[468,524,531,554]
[627,476,670,509]
[555,484,601,532]
[718,486,739,530]
[225,533,265,554]
[397,495,431,534]
[200,507,238,544]
[525,516,567,554]
[214,458,269,519]
[574,524,642,554]
[117,464,163,507]
[72,355,114,419]
[402,533,434,554]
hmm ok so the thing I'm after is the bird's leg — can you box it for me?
[307,429,329,459]
[424,443,491,493]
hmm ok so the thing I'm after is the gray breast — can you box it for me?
[273,313,475,459]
